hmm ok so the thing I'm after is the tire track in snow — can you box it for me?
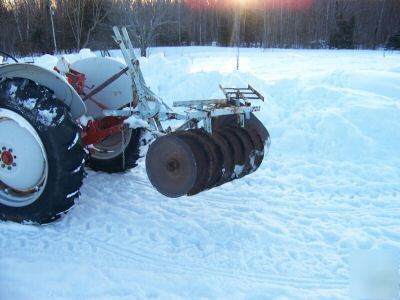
[199,196,400,217]
[2,234,347,290]
[86,236,348,289]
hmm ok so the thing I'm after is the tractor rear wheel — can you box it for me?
[0,78,85,224]
[87,128,142,173]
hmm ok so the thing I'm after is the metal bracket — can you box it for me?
[172,84,264,134]
[112,26,172,131]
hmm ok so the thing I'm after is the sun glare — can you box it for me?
[186,0,313,11]
[234,0,249,8]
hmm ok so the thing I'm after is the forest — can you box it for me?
[1,0,400,57]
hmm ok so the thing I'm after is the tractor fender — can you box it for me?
[0,63,86,119]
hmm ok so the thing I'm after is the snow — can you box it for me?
[350,249,400,299]
[78,114,94,127]
[22,98,37,110]
[67,132,80,150]
[37,107,58,126]
[34,54,58,70]
[1,47,400,299]
[8,84,17,96]
[124,115,150,129]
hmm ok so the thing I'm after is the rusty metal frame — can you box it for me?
[171,85,264,134]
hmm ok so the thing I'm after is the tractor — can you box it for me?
[0,27,270,224]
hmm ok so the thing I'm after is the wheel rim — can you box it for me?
[0,108,48,207]
[91,129,132,160]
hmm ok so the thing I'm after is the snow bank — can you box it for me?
[34,54,58,70]
[33,49,98,71]
[341,70,400,99]
[241,60,400,162]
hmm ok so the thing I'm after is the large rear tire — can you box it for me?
[0,78,85,224]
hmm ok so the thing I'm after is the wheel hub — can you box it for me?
[166,159,180,173]
[0,109,48,207]
[1,149,14,167]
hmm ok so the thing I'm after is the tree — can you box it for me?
[329,2,355,49]
[112,0,172,57]
[385,32,400,50]
[65,0,109,50]
[82,0,110,48]
[2,0,400,55]
[65,0,86,50]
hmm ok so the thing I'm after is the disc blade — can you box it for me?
[211,132,234,186]
[146,135,197,198]
[174,133,209,196]
[244,127,265,172]
[215,128,244,179]
[226,127,254,178]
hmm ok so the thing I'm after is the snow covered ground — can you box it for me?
[1,47,400,299]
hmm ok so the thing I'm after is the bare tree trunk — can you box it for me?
[7,0,24,44]
[375,0,386,47]
[112,0,171,57]
[140,44,146,57]
[280,0,283,46]
[178,0,181,45]
[66,0,86,50]
[82,0,109,48]
[263,0,267,48]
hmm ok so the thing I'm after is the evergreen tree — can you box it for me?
[385,31,400,50]
[329,14,355,49]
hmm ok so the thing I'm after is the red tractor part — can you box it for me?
[66,69,86,96]
[1,150,14,166]
[81,117,127,149]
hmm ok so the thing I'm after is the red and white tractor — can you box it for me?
[0,27,270,224]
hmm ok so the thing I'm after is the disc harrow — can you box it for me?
[146,120,270,198]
